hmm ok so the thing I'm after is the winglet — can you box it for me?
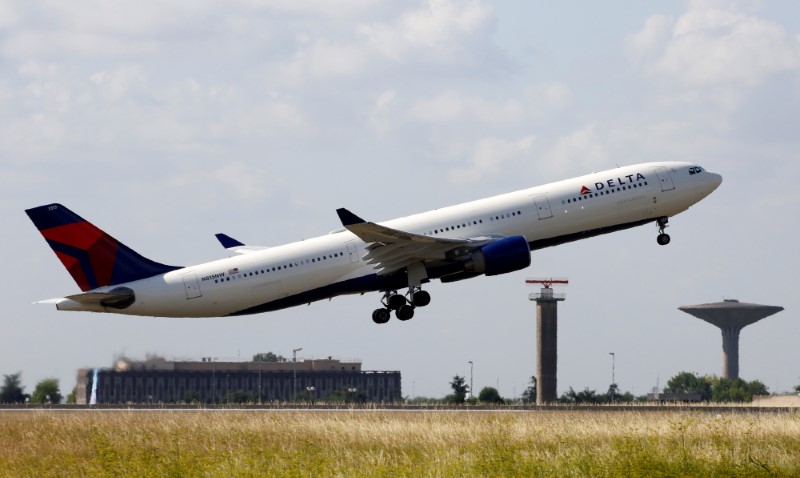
[215,233,245,249]
[336,208,366,226]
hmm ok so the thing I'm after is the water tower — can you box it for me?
[678,300,784,378]
[527,278,567,404]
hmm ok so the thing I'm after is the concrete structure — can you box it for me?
[678,300,784,379]
[528,280,567,404]
[76,356,401,404]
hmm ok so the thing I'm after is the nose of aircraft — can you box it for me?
[709,172,722,189]
[703,171,722,195]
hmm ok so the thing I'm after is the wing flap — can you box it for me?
[336,208,484,274]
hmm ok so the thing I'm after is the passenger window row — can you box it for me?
[562,182,648,205]
[213,250,346,283]
[425,210,523,236]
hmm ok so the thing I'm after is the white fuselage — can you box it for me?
[56,161,721,317]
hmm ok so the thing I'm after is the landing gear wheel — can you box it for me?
[387,294,407,310]
[655,217,670,245]
[411,290,431,307]
[396,304,415,321]
[372,308,391,324]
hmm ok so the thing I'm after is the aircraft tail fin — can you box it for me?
[25,203,181,291]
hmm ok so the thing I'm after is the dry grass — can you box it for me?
[0,409,798,477]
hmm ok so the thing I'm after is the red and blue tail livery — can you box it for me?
[25,204,180,292]
[25,162,720,320]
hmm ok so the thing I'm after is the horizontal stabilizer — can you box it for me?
[65,287,135,309]
[35,287,135,311]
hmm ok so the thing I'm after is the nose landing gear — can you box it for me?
[656,217,671,245]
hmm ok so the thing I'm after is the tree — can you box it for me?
[446,375,468,404]
[794,383,800,394]
[575,388,598,404]
[224,390,254,403]
[559,387,601,404]
[747,380,769,398]
[616,391,635,403]
[521,376,536,403]
[30,378,62,404]
[66,387,77,405]
[478,386,503,404]
[664,372,712,401]
[710,377,768,403]
[252,352,287,363]
[0,372,28,403]
[607,383,619,403]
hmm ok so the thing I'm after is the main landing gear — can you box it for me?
[656,217,671,246]
[372,287,431,324]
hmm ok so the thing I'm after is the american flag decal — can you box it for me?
[228,268,239,275]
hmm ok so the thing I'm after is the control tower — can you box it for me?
[678,300,784,379]
[527,278,567,404]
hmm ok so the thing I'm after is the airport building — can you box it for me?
[76,356,401,404]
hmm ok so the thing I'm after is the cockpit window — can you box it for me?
[689,166,703,175]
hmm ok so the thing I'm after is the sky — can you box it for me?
[1,0,799,400]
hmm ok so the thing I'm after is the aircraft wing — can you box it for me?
[336,208,488,274]
[215,233,270,254]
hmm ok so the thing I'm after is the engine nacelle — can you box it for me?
[463,236,531,276]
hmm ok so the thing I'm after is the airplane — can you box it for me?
[26,161,721,324]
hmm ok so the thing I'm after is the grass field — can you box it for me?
[0,409,798,477]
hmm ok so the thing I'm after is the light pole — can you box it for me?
[293,347,302,402]
[609,352,616,402]
[468,361,474,400]
[306,386,316,404]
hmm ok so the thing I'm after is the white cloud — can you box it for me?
[409,83,569,125]
[542,125,609,175]
[0,1,20,28]
[277,39,371,85]
[0,113,69,158]
[165,161,272,203]
[368,89,397,134]
[18,61,57,77]
[89,65,147,102]
[639,2,800,87]
[3,30,159,58]
[357,0,493,62]
[231,0,378,18]
[625,14,673,57]
[447,135,535,184]
[524,82,572,111]
[224,100,307,138]
[410,91,524,124]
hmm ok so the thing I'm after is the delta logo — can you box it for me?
[579,172,647,196]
